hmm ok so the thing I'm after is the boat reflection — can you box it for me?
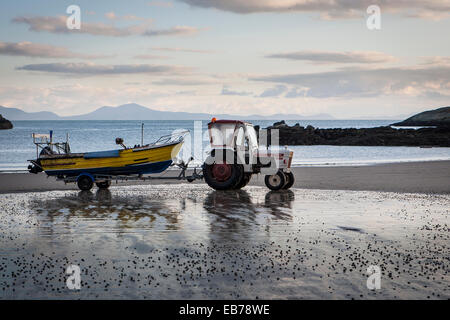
[29,189,182,234]
[29,187,295,237]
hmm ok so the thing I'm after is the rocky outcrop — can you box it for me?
[392,106,450,127]
[263,121,450,147]
[0,114,13,130]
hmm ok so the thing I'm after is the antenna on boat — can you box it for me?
[141,123,144,146]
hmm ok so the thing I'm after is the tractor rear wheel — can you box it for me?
[203,162,243,190]
[234,173,251,189]
[264,171,286,191]
[282,171,295,189]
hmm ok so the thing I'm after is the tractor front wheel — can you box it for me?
[282,171,295,189]
[264,171,286,191]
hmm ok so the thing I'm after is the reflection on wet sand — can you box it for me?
[30,187,295,237]
[1,185,448,299]
[264,190,295,219]
[202,189,294,240]
[30,188,183,234]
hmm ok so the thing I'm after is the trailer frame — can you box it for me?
[55,157,204,190]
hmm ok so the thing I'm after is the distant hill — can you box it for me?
[0,106,61,120]
[392,106,450,127]
[0,103,335,121]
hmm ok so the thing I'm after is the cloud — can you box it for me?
[266,51,396,64]
[0,41,106,59]
[134,54,170,60]
[420,91,450,100]
[153,78,219,86]
[148,1,174,7]
[151,47,214,53]
[178,0,450,19]
[12,15,152,37]
[221,85,252,96]
[16,62,192,76]
[420,56,450,66]
[285,87,309,98]
[259,85,288,97]
[250,65,450,98]
[144,26,199,37]
[105,12,153,22]
[105,12,117,20]
[12,16,198,37]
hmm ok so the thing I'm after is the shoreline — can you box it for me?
[2,156,450,172]
[0,160,449,194]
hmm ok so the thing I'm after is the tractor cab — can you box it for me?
[208,119,258,153]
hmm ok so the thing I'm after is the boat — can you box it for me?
[28,130,186,178]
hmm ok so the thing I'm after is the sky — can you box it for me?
[0,0,449,119]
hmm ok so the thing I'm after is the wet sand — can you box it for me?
[0,185,448,299]
[1,160,450,194]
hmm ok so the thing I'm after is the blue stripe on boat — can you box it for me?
[84,150,120,159]
[45,160,172,176]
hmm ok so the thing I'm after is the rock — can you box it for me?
[265,121,450,147]
[0,114,13,130]
[392,106,450,127]
[272,120,287,128]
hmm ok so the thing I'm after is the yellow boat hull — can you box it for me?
[40,142,183,176]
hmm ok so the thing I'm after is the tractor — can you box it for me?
[202,119,295,191]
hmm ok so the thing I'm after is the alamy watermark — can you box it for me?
[66,5,81,30]
[366,265,381,290]
[366,5,381,30]
[66,264,81,290]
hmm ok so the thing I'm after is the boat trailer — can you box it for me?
[56,157,204,190]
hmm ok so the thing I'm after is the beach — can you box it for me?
[0,184,448,299]
[1,160,449,194]
[0,161,449,299]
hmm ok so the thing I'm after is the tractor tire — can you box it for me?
[264,170,286,191]
[203,162,243,190]
[96,180,111,189]
[77,175,94,191]
[234,173,252,189]
[282,171,295,189]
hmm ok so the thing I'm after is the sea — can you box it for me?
[1,120,450,171]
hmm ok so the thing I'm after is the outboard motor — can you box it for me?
[28,160,43,174]
[115,137,127,149]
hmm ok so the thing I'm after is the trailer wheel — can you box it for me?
[282,171,295,189]
[234,173,251,189]
[77,175,94,191]
[264,171,286,191]
[96,180,111,189]
[203,163,243,190]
